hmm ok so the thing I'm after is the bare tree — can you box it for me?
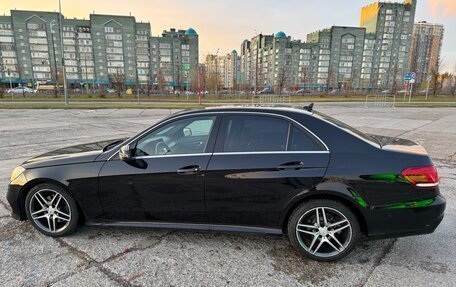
[431,58,444,96]
[206,72,221,94]
[391,63,399,94]
[109,70,125,98]
[276,65,289,95]
[300,66,310,91]
[157,69,166,94]
[325,67,334,93]
[449,73,456,97]
[440,72,452,94]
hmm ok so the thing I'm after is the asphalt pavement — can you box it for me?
[0,104,455,286]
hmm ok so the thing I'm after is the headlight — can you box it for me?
[10,166,25,182]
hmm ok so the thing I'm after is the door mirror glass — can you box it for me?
[183,127,192,137]
[119,144,132,161]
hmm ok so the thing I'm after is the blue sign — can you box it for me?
[404,72,416,81]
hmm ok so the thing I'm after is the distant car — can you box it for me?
[258,88,272,94]
[328,89,339,95]
[105,88,115,94]
[419,89,433,94]
[185,91,194,95]
[7,86,35,94]
[7,106,445,261]
[381,90,392,94]
[398,89,408,93]
[294,89,311,94]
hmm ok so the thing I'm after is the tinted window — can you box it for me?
[135,116,215,156]
[288,125,325,151]
[223,115,289,152]
[313,111,380,147]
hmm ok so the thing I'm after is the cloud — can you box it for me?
[428,0,456,16]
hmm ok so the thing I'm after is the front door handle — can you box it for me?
[277,161,305,170]
[177,165,200,175]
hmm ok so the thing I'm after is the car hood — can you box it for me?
[22,139,125,169]
[369,134,428,155]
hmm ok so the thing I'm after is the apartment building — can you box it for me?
[239,0,418,91]
[409,21,444,85]
[0,9,199,91]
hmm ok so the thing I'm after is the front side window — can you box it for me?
[135,116,216,157]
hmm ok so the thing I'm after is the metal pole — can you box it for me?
[409,81,413,103]
[58,0,68,105]
[215,49,219,97]
[50,20,59,97]
[84,58,88,94]
[425,77,430,101]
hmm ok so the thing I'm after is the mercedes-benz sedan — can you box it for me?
[7,106,445,261]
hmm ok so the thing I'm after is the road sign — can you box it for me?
[410,78,415,84]
[427,74,432,82]
[404,72,416,81]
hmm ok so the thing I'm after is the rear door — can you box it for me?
[204,113,330,228]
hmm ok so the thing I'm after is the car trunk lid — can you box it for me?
[369,134,428,155]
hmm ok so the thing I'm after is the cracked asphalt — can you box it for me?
[0,105,455,287]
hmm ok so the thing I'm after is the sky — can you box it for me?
[1,0,455,71]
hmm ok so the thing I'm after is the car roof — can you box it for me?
[173,105,314,117]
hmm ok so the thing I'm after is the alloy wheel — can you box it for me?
[29,189,72,233]
[295,207,352,258]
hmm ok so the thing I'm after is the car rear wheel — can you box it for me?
[287,199,360,261]
[25,183,79,237]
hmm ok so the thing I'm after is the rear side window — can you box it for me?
[221,115,325,152]
[223,115,289,152]
[288,125,325,151]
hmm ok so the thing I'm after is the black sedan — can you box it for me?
[7,106,445,261]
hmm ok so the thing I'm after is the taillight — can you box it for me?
[401,166,439,187]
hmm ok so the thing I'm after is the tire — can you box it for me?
[287,199,360,261]
[25,183,79,237]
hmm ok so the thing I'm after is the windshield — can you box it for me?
[313,111,381,148]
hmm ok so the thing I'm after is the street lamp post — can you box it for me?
[50,20,59,97]
[215,48,219,97]
[58,0,68,105]
[81,57,89,94]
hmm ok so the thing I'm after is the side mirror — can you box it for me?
[119,144,132,161]
[183,127,192,137]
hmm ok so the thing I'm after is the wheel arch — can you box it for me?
[18,178,86,223]
[280,191,368,236]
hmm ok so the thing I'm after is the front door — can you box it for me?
[98,115,219,223]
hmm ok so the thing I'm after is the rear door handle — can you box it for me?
[177,165,200,175]
[277,161,305,170]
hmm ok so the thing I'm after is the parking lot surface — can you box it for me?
[0,105,455,287]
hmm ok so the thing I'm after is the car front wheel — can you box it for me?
[25,183,79,237]
[288,199,360,261]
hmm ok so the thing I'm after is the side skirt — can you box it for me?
[86,220,283,235]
